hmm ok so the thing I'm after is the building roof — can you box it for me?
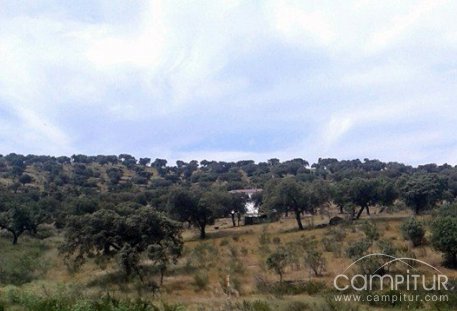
[229,188,262,195]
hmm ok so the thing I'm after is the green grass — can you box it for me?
[0,236,50,285]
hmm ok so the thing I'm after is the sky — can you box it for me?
[1,0,457,165]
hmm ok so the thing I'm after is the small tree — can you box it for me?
[401,218,425,247]
[19,174,33,185]
[147,241,182,285]
[266,248,289,283]
[60,207,183,280]
[304,241,326,276]
[431,216,457,267]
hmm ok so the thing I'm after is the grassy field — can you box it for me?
[0,207,456,310]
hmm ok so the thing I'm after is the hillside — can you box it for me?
[1,154,457,310]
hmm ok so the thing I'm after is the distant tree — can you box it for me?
[168,188,229,239]
[106,167,123,185]
[71,154,90,164]
[152,158,168,176]
[0,202,48,244]
[66,197,99,216]
[19,174,33,185]
[347,178,379,219]
[332,180,351,214]
[399,173,447,214]
[264,178,312,230]
[57,156,71,164]
[376,178,398,212]
[139,158,151,166]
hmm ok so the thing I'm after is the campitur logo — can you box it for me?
[333,253,449,304]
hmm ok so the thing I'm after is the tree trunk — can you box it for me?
[160,268,165,285]
[294,209,304,230]
[12,232,18,245]
[199,225,206,239]
[356,205,366,219]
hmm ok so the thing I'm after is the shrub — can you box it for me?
[193,271,209,290]
[322,237,342,257]
[346,239,371,260]
[326,226,346,242]
[360,221,380,241]
[376,239,397,257]
[401,218,425,247]
[431,216,457,267]
[272,237,281,245]
[187,242,218,269]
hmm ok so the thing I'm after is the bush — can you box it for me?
[360,221,380,241]
[401,218,425,247]
[0,288,162,311]
[376,239,397,257]
[431,216,457,267]
[0,240,49,285]
[322,237,342,257]
[346,239,371,260]
[326,226,346,242]
[193,271,209,290]
[187,242,218,269]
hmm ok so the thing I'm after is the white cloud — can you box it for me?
[1,0,457,164]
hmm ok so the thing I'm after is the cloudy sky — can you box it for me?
[1,0,457,165]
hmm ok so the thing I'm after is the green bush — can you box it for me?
[431,216,457,267]
[401,217,425,247]
[326,226,346,242]
[346,239,371,260]
[0,240,49,285]
[360,221,379,241]
[0,289,162,311]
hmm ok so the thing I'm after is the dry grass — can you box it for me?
[1,207,457,310]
